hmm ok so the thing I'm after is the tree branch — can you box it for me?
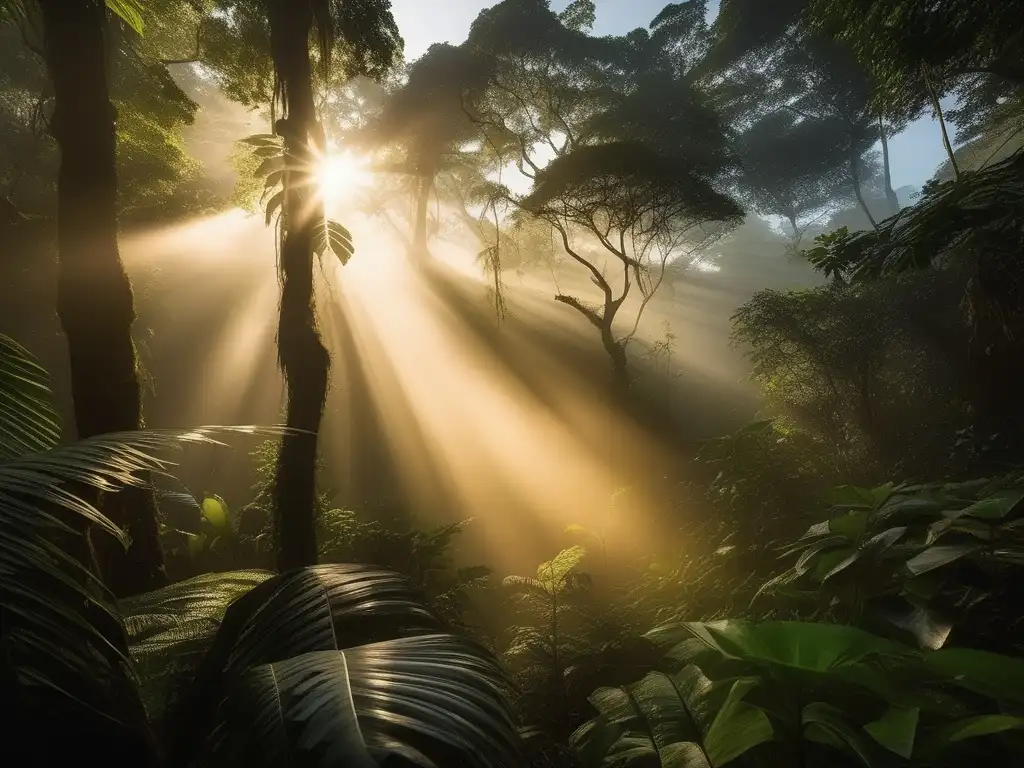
[554,294,603,328]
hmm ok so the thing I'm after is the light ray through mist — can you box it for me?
[117,205,754,572]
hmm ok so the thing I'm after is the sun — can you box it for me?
[316,150,373,203]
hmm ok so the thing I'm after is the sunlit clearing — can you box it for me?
[317,150,374,204]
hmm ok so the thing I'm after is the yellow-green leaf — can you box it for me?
[201,496,229,529]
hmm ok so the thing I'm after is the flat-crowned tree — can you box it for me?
[520,142,742,394]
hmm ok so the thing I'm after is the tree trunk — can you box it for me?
[849,147,879,231]
[602,324,630,400]
[922,65,961,180]
[411,173,433,263]
[878,115,900,215]
[268,3,330,572]
[39,0,166,596]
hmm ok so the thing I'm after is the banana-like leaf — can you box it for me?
[0,333,61,461]
[200,650,376,767]
[574,665,771,767]
[198,636,523,768]
[648,620,913,674]
[169,564,523,767]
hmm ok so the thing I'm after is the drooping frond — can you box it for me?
[1,426,284,763]
[0,333,61,461]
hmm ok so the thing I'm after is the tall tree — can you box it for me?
[29,0,166,596]
[265,0,331,572]
[360,42,491,262]
[733,111,852,245]
[264,0,401,572]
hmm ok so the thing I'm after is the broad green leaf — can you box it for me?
[210,651,377,767]
[927,648,1024,704]
[803,702,878,767]
[829,510,870,539]
[828,485,878,509]
[648,621,913,676]
[864,705,918,758]
[820,527,906,582]
[959,489,1024,520]
[933,714,1024,744]
[704,678,773,766]
[904,544,979,576]
[201,496,229,529]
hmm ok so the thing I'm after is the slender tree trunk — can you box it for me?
[39,0,166,596]
[878,115,900,215]
[269,2,329,572]
[411,173,433,263]
[849,147,879,231]
[601,324,630,399]
[922,65,961,180]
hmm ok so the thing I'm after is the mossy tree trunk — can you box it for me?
[268,0,330,572]
[39,0,166,596]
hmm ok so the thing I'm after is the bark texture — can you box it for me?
[40,0,166,596]
[269,1,330,572]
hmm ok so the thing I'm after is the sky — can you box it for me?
[388,0,951,190]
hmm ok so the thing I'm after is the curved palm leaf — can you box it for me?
[168,564,524,767]
[0,332,61,461]
[200,636,523,768]
[2,426,283,765]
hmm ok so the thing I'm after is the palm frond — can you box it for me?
[0,333,61,462]
[169,564,524,767]
[200,636,523,767]
[1,425,287,748]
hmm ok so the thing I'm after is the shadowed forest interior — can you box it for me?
[1,1,1023,766]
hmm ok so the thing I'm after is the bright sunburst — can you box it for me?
[316,150,373,203]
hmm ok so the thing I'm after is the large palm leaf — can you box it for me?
[166,564,524,767]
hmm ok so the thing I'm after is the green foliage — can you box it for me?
[574,618,1024,766]
[201,0,403,110]
[762,476,1024,654]
[806,0,1024,121]
[502,546,596,743]
[732,274,968,478]
[573,664,772,768]
[0,8,217,222]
